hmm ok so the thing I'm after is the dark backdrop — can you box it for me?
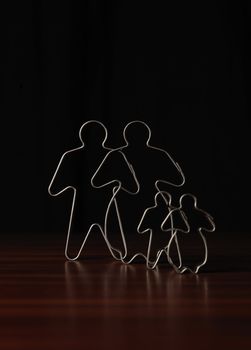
[2,1,251,237]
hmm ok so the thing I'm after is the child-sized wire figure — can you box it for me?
[137,191,189,269]
[162,193,216,273]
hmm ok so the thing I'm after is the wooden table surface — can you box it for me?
[0,232,251,350]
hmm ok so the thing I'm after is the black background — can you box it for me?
[2,1,251,238]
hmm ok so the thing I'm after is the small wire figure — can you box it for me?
[162,193,216,273]
[137,192,189,269]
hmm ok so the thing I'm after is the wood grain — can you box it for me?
[0,233,251,350]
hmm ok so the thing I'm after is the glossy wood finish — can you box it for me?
[1,233,251,349]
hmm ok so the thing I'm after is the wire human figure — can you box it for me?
[48,120,139,261]
[137,191,188,269]
[162,193,216,273]
[92,121,185,263]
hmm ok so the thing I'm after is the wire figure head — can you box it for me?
[123,120,151,146]
[79,120,108,148]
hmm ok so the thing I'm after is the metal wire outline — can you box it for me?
[161,193,216,273]
[48,120,139,261]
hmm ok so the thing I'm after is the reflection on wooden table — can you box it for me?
[0,233,251,349]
